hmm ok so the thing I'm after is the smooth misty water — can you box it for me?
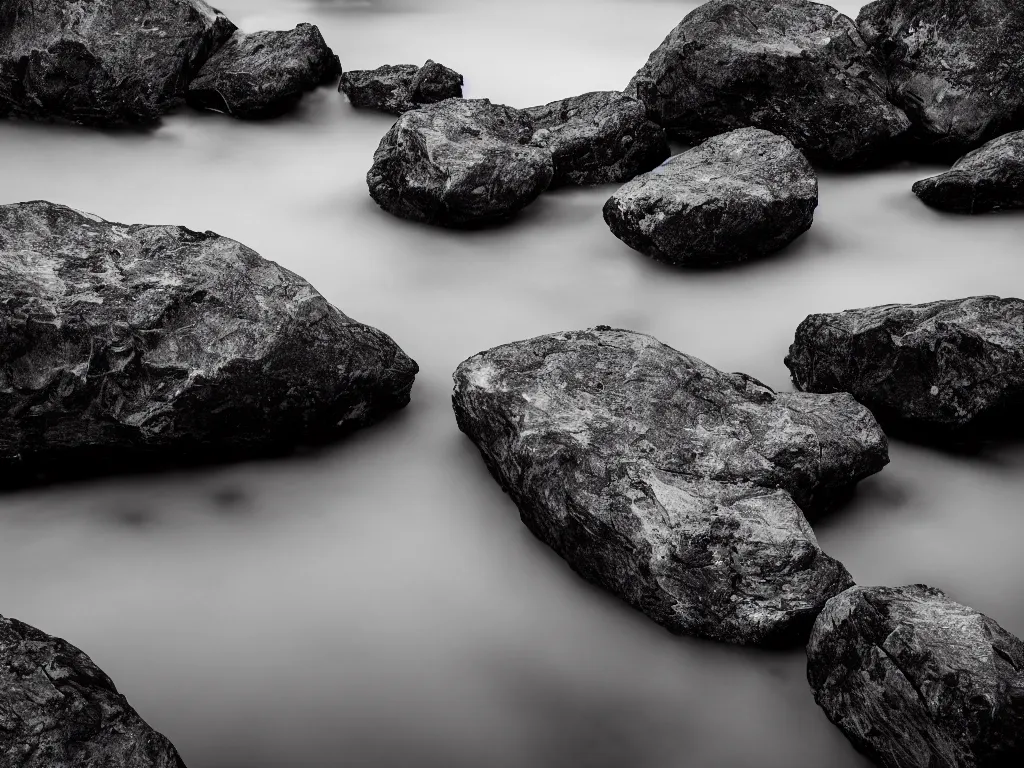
[1,1,1023,766]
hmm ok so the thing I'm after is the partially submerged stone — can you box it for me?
[913,131,1024,213]
[340,59,463,114]
[453,327,889,646]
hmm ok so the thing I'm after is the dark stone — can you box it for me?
[0,0,236,127]
[807,584,1024,768]
[603,127,817,267]
[0,613,185,768]
[913,130,1024,213]
[367,98,554,228]
[858,0,1024,159]
[452,327,889,646]
[339,59,463,114]
[524,91,669,187]
[625,0,910,168]
[0,201,418,487]
[186,24,341,120]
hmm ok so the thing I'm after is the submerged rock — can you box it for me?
[0,613,185,768]
[0,201,417,486]
[339,60,463,114]
[603,128,817,267]
[525,91,669,186]
[0,0,236,127]
[453,327,888,646]
[913,131,1024,213]
[625,0,910,168]
[367,98,553,227]
[187,24,341,119]
[808,584,1024,768]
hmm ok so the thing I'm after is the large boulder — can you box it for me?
[858,0,1024,159]
[807,584,1024,768]
[913,130,1024,213]
[786,296,1024,435]
[339,59,463,114]
[0,613,185,768]
[0,201,418,486]
[625,0,910,168]
[0,0,236,127]
[452,327,889,646]
[367,98,554,227]
[603,127,817,267]
[186,24,341,120]
[524,91,669,186]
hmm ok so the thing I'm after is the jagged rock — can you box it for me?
[858,0,1024,159]
[339,59,463,114]
[524,91,670,187]
[0,201,418,486]
[0,0,236,127]
[367,98,554,227]
[807,584,1024,768]
[452,327,889,646]
[0,613,185,768]
[913,130,1024,213]
[786,296,1024,436]
[625,0,910,168]
[186,24,341,119]
[603,127,817,267]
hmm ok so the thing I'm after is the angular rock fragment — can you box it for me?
[340,59,463,114]
[913,131,1024,213]
[625,0,910,168]
[453,327,889,646]
[603,128,817,267]
[808,584,1024,768]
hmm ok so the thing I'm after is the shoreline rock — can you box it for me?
[913,131,1024,213]
[340,60,463,115]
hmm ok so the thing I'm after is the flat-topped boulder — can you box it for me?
[453,327,889,646]
[913,130,1024,213]
[340,60,463,114]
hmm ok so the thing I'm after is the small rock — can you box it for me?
[603,127,817,267]
[340,59,463,114]
[913,131,1024,213]
[807,584,1024,768]
[453,327,889,646]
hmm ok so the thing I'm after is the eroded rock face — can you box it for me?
[339,59,463,114]
[525,91,669,186]
[0,0,236,127]
[453,327,889,646]
[625,0,910,168]
[186,24,341,119]
[0,614,185,768]
[367,98,554,227]
[913,131,1024,213]
[808,585,1024,768]
[603,128,817,267]
[786,296,1024,435]
[858,0,1024,159]
[0,201,418,485]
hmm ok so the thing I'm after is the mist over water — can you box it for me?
[0,1,1023,766]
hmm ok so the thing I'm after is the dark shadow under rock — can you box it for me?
[913,130,1024,213]
[339,59,463,114]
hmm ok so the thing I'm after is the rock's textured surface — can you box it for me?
[367,98,554,227]
[453,327,889,646]
[913,131,1024,213]
[808,584,1024,768]
[625,0,910,168]
[0,0,236,127]
[786,296,1024,435]
[0,201,417,485]
[603,128,817,267]
[525,91,669,186]
[340,60,463,114]
[858,0,1024,158]
[186,24,341,119]
[0,613,186,768]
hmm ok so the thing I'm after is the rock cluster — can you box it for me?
[913,131,1024,213]
[340,60,464,114]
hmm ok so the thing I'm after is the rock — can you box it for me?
[807,584,1024,768]
[858,0,1024,159]
[367,98,554,227]
[186,24,341,119]
[524,91,670,187]
[452,327,889,646]
[602,127,817,267]
[339,59,463,114]
[0,201,418,486]
[786,296,1024,436]
[913,130,1024,213]
[625,0,910,168]
[0,0,236,127]
[0,613,185,768]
